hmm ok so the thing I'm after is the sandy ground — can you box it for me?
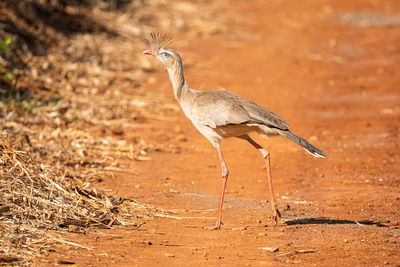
[45,0,399,265]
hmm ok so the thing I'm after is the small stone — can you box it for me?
[232,227,247,231]
[176,134,187,142]
[136,156,151,161]
[164,253,175,257]
[111,128,124,135]
[259,247,279,252]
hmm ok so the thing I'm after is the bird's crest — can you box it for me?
[145,32,173,51]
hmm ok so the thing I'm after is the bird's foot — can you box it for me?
[272,205,281,225]
[202,221,223,230]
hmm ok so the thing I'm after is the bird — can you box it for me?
[143,33,326,230]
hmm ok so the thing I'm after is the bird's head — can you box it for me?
[143,33,181,70]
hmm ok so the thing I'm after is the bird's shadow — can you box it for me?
[284,217,388,227]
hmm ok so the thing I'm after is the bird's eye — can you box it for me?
[162,52,170,58]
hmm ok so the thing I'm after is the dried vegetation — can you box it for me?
[0,0,228,263]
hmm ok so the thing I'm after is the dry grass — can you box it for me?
[0,136,149,264]
[0,0,233,264]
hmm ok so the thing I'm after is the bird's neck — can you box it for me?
[166,60,190,101]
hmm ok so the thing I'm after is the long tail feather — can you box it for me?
[278,130,326,158]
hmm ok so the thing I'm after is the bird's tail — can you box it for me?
[278,130,326,158]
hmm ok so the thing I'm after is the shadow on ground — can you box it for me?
[285,218,388,227]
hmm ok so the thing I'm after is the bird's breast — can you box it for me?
[179,101,194,121]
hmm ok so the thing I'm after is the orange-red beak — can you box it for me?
[143,50,155,56]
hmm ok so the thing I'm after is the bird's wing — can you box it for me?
[191,91,290,130]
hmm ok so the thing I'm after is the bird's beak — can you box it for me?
[143,50,155,56]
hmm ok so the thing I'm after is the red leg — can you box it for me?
[204,144,229,230]
[246,136,281,224]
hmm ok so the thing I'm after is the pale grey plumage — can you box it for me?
[188,90,290,129]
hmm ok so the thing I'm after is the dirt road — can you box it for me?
[47,0,399,265]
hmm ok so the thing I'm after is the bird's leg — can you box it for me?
[246,136,281,224]
[204,144,229,230]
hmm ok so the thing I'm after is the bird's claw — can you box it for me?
[203,222,223,230]
[272,205,281,225]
